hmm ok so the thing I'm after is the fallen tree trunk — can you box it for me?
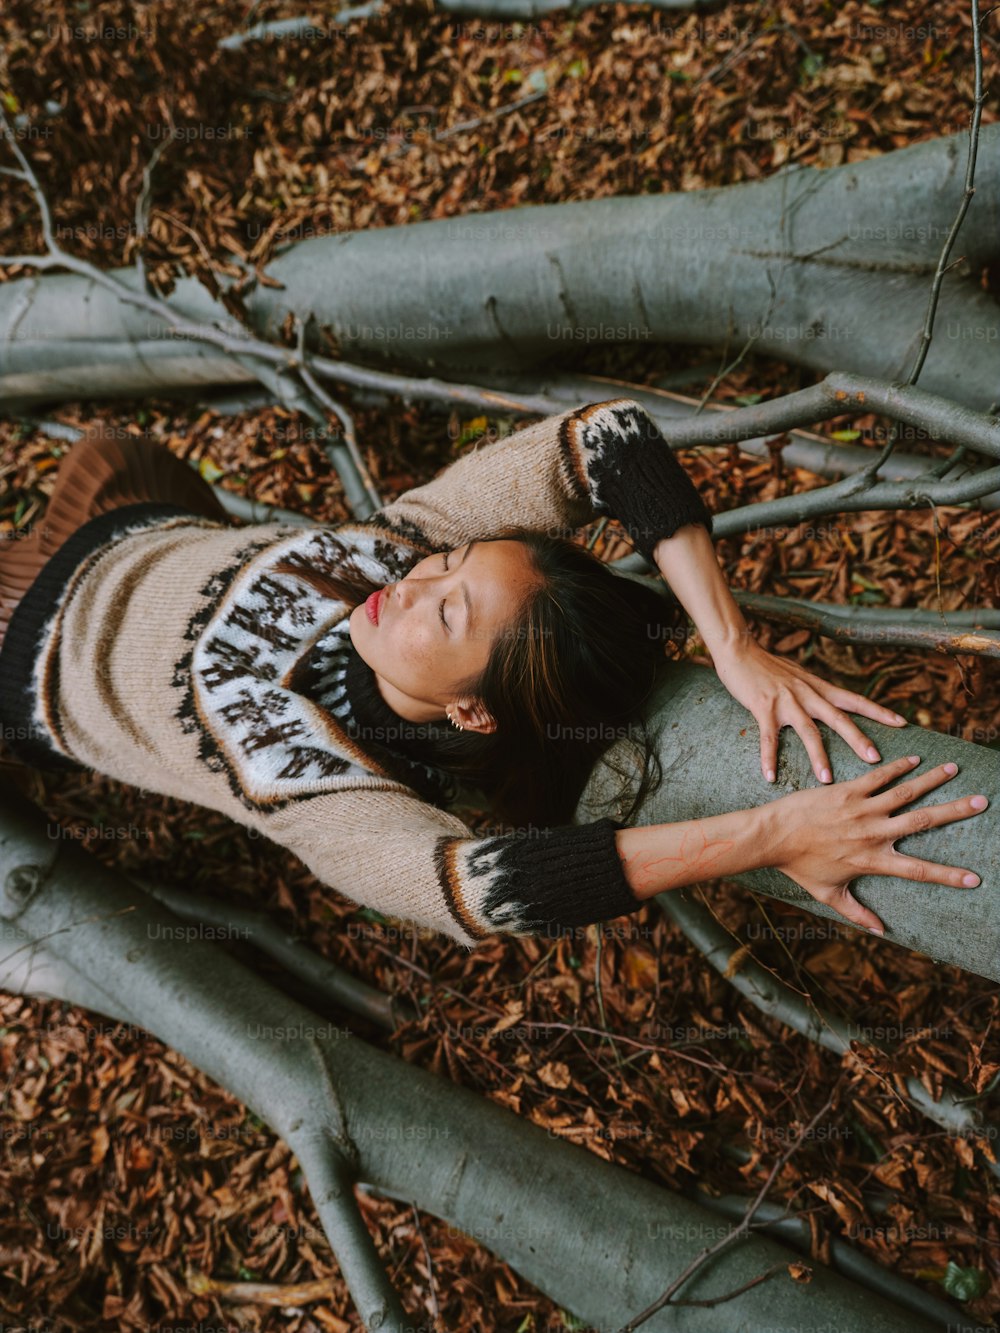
[0,791,951,1332]
[1,126,997,411]
[576,660,999,983]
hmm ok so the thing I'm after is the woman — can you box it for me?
[0,399,987,945]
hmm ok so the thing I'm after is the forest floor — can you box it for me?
[1,0,1000,1329]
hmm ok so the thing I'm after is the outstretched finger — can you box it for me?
[849,754,923,795]
[820,687,908,729]
[887,790,989,836]
[867,761,964,814]
[877,848,983,891]
[810,698,885,765]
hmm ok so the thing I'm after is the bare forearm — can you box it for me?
[652,524,748,655]
[615,804,774,900]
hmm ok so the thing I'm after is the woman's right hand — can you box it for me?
[767,754,990,935]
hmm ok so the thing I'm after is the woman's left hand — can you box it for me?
[712,637,909,784]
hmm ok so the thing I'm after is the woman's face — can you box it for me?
[348,538,541,728]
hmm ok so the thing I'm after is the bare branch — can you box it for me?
[729,590,1000,658]
[0,107,380,518]
[658,887,1000,1180]
[0,112,56,250]
[293,313,382,511]
[618,1092,840,1331]
[287,1113,410,1328]
[134,137,171,287]
[668,1262,790,1308]
[710,461,1000,539]
[868,0,988,473]
[660,372,1000,461]
[690,1185,982,1326]
[133,876,410,1029]
[185,1269,348,1306]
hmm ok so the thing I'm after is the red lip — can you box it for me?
[365,586,386,625]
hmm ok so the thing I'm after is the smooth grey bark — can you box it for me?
[1,126,997,411]
[576,661,1000,983]
[133,875,407,1029]
[0,792,949,1332]
[252,129,997,403]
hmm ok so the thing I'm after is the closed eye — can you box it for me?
[439,550,449,631]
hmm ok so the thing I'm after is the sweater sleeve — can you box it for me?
[366,399,712,563]
[265,785,645,948]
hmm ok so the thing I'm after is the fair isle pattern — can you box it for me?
[172,523,425,811]
[294,618,355,722]
[559,398,659,503]
[442,835,538,935]
[433,837,493,941]
[33,514,221,763]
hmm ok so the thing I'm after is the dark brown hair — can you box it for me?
[276,525,689,829]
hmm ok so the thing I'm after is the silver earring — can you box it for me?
[448,711,464,730]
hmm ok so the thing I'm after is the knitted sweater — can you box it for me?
[0,400,713,947]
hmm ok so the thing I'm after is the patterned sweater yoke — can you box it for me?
[0,400,713,948]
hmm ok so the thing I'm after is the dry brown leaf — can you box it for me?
[537,1061,572,1090]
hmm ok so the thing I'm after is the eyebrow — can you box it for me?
[458,540,476,636]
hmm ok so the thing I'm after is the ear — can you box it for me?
[451,697,497,734]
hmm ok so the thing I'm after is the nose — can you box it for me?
[391,564,440,612]
[389,577,419,613]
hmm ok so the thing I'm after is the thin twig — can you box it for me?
[293,313,382,510]
[384,87,548,162]
[186,1269,341,1305]
[866,0,986,475]
[410,1204,442,1329]
[617,1091,839,1332]
[694,268,779,413]
[0,107,380,518]
[591,928,623,1069]
[134,137,171,287]
[668,1260,791,1307]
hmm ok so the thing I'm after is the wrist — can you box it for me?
[754,790,795,872]
[702,620,753,657]
[652,531,751,657]
[615,802,780,901]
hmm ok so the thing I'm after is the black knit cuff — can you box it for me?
[476,816,644,938]
[561,401,713,564]
[591,429,713,563]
